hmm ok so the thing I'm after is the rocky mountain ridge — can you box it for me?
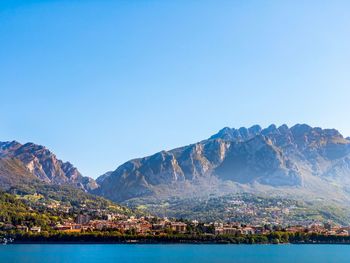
[95,124,350,203]
[0,142,133,218]
[0,141,97,191]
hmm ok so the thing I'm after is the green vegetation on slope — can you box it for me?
[126,193,350,225]
[0,191,58,230]
[8,182,132,216]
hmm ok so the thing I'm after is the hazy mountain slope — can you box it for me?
[0,141,97,191]
[95,124,350,205]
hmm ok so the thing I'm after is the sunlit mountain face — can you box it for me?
[95,124,350,205]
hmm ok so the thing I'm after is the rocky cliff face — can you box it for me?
[96,124,350,202]
[0,141,97,191]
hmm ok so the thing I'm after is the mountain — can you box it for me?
[0,145,133,218]
[0,141,97,191]
[95,124,350,208]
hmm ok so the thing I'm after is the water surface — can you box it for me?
[0,244,348,263]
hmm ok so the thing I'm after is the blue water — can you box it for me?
[0,244,349,263]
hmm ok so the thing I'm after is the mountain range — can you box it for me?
[94,124,350,207]
[1,123,350,223]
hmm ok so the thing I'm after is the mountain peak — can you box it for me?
[291,123,312,131]
[0,141,22,157]
[210,125,263,141]
[211,124,347,142]
[248,124,262,133]
[0,140,21,149]
[278,124,289,132]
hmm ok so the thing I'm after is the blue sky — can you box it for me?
[1,0,349,178]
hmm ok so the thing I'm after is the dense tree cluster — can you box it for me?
[0,191,58,230]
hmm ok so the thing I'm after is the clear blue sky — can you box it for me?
[1,0,349,178]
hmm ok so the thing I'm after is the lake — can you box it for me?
[0,244,348,263]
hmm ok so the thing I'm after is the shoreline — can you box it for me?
[5,242,350,245]
[4,231,350,245]
[6,240,350,245]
